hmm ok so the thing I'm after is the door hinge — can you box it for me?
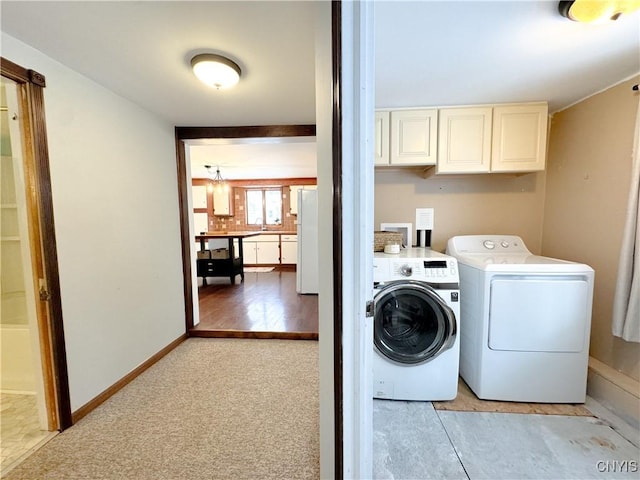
[39,278,50,301]
[365,300,375,317]
[39,286,50,301]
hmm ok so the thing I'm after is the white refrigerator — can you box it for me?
[296,188,319,294]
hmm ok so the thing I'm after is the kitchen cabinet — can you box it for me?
[192,185,208,209]
[213,186,234,216]
[374,111,390,166]
[390,109,438,165]
[289,185,317,215]
[289,186,302,215]
[244,234,280,265]
[437,107,493,174]
[491,103,548,172]
[374,109,438,166]
[280,234,298,264]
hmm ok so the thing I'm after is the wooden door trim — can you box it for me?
[1,56,72,430]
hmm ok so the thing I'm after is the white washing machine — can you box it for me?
[446,235,594,403]
[373,248,460,401]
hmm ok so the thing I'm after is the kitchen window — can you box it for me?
[246,188,282,227]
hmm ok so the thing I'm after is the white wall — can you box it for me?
[1,34,185,412]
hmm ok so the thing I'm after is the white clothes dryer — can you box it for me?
[373,248,460,401]
[446,235,594,403]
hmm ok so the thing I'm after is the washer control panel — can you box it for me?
[373,249,459,284]
[389,259,458,282]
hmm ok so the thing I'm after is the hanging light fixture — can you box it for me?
[559,0,640,23]
[191,54,241,89]
[204,165,229,193]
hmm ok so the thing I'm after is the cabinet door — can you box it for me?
[243,242,258,264]
[213,186,234,216]
[192,185,208,209]
[289,186,303,215]
[374,111,390,166]
[256,241,280,264]
[281,238,298,264]
[390,109,438,165]
[437,107,492,174]
[491,104,548,172]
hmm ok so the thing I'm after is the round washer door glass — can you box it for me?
[374,282,456,365]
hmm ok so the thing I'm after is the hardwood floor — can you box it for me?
[191,268,319,340]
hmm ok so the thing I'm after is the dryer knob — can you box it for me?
[400,264,413,277]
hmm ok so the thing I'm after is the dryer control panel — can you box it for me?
[447,235,531,255]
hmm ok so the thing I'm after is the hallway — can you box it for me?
[4,338,320,479]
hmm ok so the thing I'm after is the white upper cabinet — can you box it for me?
[213,187,233,216]
[491,103,548,173]
[390,109,438,165]
[374,111,390,166]
[192,185,208,209]
[289,185,303,215]
[289,185,317,215]
[375,102,548,174]
[437,107,493,174]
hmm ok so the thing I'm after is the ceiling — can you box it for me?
[2,1,639,179]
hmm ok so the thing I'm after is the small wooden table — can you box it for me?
[195,232,261,285]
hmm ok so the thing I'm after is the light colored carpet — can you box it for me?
[243,267,275,273]
[5,338,319,480]
[432,377,592,416]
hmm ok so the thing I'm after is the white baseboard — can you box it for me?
[587,356,640,431]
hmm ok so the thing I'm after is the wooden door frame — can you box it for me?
[174,124,316,333]
[1,57,72,430]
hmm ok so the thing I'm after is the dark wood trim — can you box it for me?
[175,132,195,332]
[189,330,318,340]
[331,2,344,478]
[176,124,315,140]
[191,177,317,187]
[2,57,72,430]
[72,335,187,423]
[1,57,29,83]
[28,83,72,430]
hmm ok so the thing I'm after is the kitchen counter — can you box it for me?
[197,230,297,238]
[195,232,261,285]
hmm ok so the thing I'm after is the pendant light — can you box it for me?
[204,165,229,193]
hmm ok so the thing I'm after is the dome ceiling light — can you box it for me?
[559,0,640,23]
[191,54,241,89]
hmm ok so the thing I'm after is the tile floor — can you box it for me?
[374,398,640,480]
[0,393,56,475]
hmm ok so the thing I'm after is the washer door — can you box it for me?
[374,281,456,365]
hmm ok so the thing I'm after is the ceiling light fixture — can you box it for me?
[191,54,241,89]
[559,0,640,23]
[204,165,229,193]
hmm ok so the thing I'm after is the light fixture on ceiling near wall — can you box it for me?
[559,0,640,23]
[204,165,229,193]
[191,54,241,89]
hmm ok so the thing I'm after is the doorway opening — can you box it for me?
[175,126,319,339]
